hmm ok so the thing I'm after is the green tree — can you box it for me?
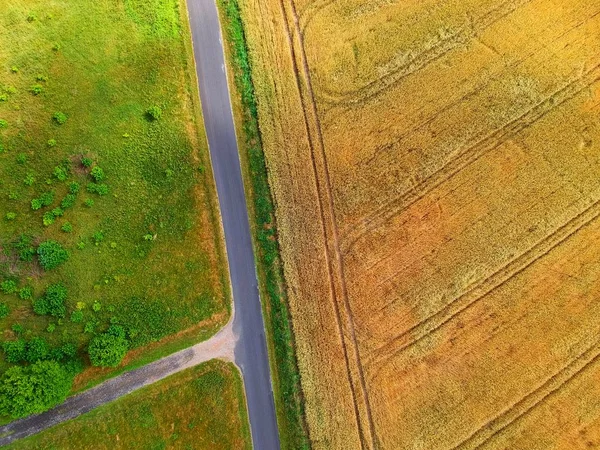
[88,326,128,367]
[0,360,73,418]
[33,283,68,318]
[37,240,69,270]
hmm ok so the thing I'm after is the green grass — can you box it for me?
[217,0,310,447]
[0,0,228,417]
[4,360,251,450]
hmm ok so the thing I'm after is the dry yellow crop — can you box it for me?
[237,0,600,447]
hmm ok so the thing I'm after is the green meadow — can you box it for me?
[0,0,228,419]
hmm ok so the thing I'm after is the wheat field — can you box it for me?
[237,0,600,447]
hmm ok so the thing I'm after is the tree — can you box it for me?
[33,283,68,318]
[88,326,128,367]
[25,337,49,363]
[146,105,162,121]
[37,240,69,270]
[0,360,73,418]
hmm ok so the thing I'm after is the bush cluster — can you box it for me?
[37,240,69,270]
[33,283,68,318]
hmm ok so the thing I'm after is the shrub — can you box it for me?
[92,231,104,245]
[90,166,105,182]
[0,280,17,295]
[70,310,83,323]
[30,85,43,95]
[47,139,57,147]
[52,43,61,52]
[87,326,128,367]
[51,207,64,217]
[16,153,27,164]
[92,301,101,312]
[15,235,35,262]
[5,212,16,221]
[39,190,55,207]
[11,324,24,334]
[0,119,8,128]
[26,13,36,22]
[46,324,56,333]
[61,194,76,209]
[68,181,80,194]
[0,303,9,319]
[52,112,67,125]
[0,360,73,418]
[10,66,18,73]
[84,198,94,207]
[36,74,48,82]
[23,173,35,186]
[146,105,162,121]
[33,283,68,318]
[37,240,69,270]
[42,211,55,226]
[2,339,26,363]
[0,94,6,102]
[31,198,43,210]
[25,337,49,363]
[18,286,33,300]
[81,157,93,168]
[61,222,72,233]
[87,183,109,196]
[53,166,68,181]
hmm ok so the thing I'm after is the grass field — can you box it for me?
[4,360,251,450]
[0,0,228,418]
[236,0,600,447]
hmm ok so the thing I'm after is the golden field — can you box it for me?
[237,0,600,448]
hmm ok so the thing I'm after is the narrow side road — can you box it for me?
[186,0,281,448]
[0,0,281,448]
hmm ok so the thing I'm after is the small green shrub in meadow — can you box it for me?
[37,240,69,270]
[5,212,16,221]
[52,112,67,124]
[90,166,105,182]
[0,280,17,295]
[47,139,57,147]
[146,105,162,121]
[33,283,68,318]
[30,84,43,95]
[88,325,128,367]
[19,286,33,300]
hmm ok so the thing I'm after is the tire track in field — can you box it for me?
[452,339,600,449]
[366,195,600,375]
[274,0,373,447]
[277,0,379,446]
[315,0,534,106]
[341,63,600,256]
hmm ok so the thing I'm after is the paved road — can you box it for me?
[0,0,281,448]
[187,0,281,448]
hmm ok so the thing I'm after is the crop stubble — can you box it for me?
[238,0,600,447]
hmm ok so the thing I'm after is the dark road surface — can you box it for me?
[187,0,281,448]
[0,0,280,448]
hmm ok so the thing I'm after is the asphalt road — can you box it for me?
[186,0,281,448]
[0,0,280,447]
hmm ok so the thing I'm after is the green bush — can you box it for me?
[33,283,68,318]
[61,222,73,233]
[0,119,7,128]
[84,198,95,208]
[37,240,69,270]
[14,235,36,262]
[23,173,35,186]
[70,310,83,323]
[81,157,93,168]
[68,181,80,194]
[25,337,49,363]
[30,84,43,95]
[0,280,17,295]
[16,153,27,164]
[146,105,162,121]
[88,326,128,367]
[2,339,26,363]
[90,166,105,182]
[0,360,73,419]
[61,193,76,209]
[5,212,16,220]
[31,198,43,210]
[36,74,48,82]
[39,190,55,207]
[18,286,33,300]
[53,165,68,181]
[0,303,9,319]
[52,112,67,125]
[47,138,57,147]
[42,211,55,226]
[87,183,109,196]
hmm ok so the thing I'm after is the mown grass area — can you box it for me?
[0,0,228,419]
[5,360,251,450]
[217,0,309,448]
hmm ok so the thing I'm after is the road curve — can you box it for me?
[0,0,281,448]
[186,0,281,448]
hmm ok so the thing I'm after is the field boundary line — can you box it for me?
[277,0,378,446]
[341,62,600,255]
[366,194,600,374]
[273,0,373,447]
[453,339,600,449]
